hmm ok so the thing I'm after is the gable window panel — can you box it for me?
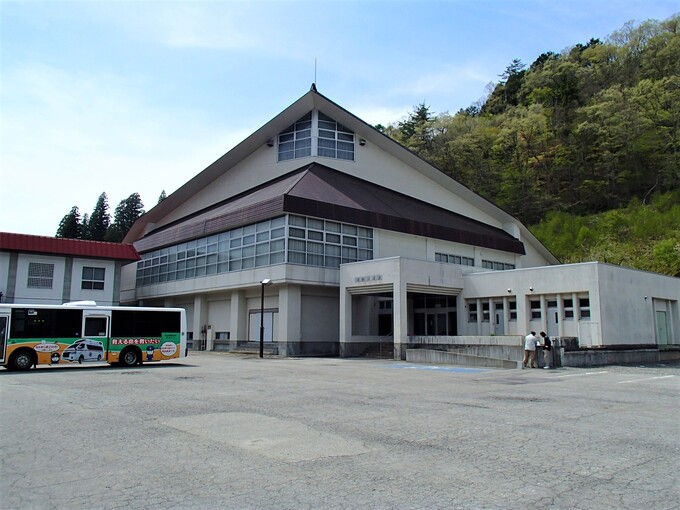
[278,111,354,162]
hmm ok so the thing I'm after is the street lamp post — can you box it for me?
[259,278,273,358]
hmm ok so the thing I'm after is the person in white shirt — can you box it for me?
[522,331,538,368]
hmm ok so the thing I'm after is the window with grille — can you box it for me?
[81,266,105,290]
[482,259,515,270]
[317,112,354,160]
[278,113,312,161]
[435,252,474,266]
[277,111,355,162]
[579,297,591,319]
[27,262,54,289]
[467,302,478,322]
[135,215,373,286]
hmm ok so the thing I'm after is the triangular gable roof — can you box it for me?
[0,232,140,261]
[132,163,525,255]
[125,86,557,263]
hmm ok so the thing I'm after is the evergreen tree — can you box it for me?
[158,190,167,204]
[56,206,83,239]
[81,213,90,239]
[105,193,145,243]
[87,192,111,241]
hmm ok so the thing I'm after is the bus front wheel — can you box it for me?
[119,347,141,367]
[8,349,36,371]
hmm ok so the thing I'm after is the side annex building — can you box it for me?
[120,86,679,363]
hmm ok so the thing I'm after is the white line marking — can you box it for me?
[557,371,608,378]
[617,375,676,384]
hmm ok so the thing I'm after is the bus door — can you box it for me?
[0,311,9,364]
[82,312,111,362]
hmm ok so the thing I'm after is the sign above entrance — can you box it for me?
[355,275,383,283]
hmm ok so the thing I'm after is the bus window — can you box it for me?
[85,317,108,337]
[111,310,181,337]
[11,308,82,339]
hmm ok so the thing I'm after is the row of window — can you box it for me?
[278,111,355,162]
[482,259,516,271]
[435,253,516,271]
[467,296,591,322]
[435,252,475,266]
[136,215,374,286]
[26,263,106,291]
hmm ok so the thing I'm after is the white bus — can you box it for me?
[0,302,187,371]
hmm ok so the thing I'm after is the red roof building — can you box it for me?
[1,232,139,305]
[0,232,139,261]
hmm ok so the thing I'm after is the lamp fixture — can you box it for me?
[529,287,534,292]
[266,139,274,147]
[359,138,366,146]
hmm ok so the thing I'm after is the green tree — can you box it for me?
[105,193,145,242]
[87,192,111,241]
[56,206,83,239]
[158,190,167,204]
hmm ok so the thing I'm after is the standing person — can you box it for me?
[540,331,552,369]
[522,331,538,369]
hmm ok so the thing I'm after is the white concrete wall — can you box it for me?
[12,254,66,304]
[1,254,121,305]
[376,231,427,260]
[463,262,680,346]
[301,290,339,342]
[68,258,118,306]
[157,125,509,233]
[207,296,231,335]
[596,264,679,346]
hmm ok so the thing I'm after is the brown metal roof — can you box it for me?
[0,232,140,261]
[134,164,525,255]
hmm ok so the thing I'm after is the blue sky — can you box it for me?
[1,0,678,237]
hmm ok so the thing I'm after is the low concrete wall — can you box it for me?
[564,348,680,367]
[408,335,524,362]
[406,349,519,369]
[409,335,522,346]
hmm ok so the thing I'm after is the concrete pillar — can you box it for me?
[278,284,301,356]
[393,277,407,361]
[557,294,564,337]
[540,294,547,333]
[193,295,208,350]
[230,290,247,349]
[517,294,530,336]
[488,298,495,335]
[503,296,510,335]
[339,288,352,357]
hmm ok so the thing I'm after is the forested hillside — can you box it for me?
[381,15,679,275]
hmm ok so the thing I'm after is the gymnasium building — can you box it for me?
[118,86,679,361]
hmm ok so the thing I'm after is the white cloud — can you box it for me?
[152,3,262,50]
[0,63,242,236]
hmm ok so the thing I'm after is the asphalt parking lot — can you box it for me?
[1,352,679,510]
